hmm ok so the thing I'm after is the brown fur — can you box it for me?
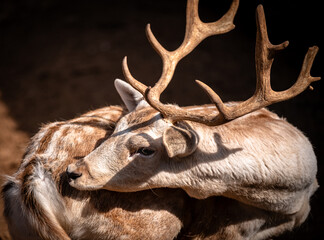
[2,106,183,239]
[3,104,314,239]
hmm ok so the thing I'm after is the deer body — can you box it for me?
[68,98,317,215]
[3,104,311,240]
[170,106,317,214]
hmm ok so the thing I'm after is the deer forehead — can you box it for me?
[115,108,171,137]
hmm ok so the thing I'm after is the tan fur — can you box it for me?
[68,102,318,239]
[3,103,317,239]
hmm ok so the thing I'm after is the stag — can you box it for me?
[66,0,319,234]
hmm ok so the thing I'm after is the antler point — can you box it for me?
[256,4,264,12]
[312,76,321,82]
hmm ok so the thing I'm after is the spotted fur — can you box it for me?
[2,106,188,240]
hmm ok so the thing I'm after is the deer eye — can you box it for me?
[136,147,155,156]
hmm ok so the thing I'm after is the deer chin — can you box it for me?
[69,177,152,192]
[99,175,152,193]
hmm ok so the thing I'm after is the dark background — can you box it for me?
[0,0,322,239]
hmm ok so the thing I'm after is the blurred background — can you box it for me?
[0,0,322,239]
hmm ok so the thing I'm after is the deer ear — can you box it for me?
[114,79,149,111]
[163,126,199,158]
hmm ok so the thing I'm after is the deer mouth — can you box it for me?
[66,163,105,191]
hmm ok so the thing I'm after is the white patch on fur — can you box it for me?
[32,163,69,227]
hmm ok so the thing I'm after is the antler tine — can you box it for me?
[265,45,320,100]
[204,0,239,36]
[145,0,239,116]
[254,5,320,103]
[197,4,320,124]
[122,57,147,95]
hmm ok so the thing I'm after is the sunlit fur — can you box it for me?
[3,103,317,239]
[68,99,318,239]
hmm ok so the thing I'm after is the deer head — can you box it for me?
[67,0,319,214]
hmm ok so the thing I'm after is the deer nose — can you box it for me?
[66,165,82,180]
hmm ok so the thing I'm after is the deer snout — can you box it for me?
[66,164,82,180]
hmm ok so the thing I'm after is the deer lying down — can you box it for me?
[3,0,319,239]
[2,105,309,240]
[67,0,319,220]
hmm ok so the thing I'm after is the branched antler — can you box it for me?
[123,0,239,120]
[197,5,320,123]
[122,1,320,126]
